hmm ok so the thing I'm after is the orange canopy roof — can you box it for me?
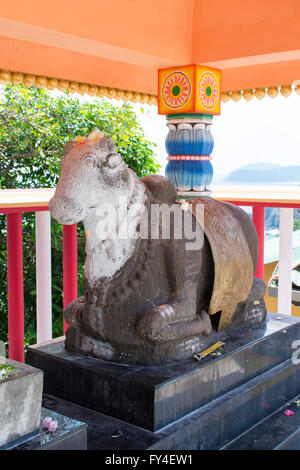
[1,0,300,94]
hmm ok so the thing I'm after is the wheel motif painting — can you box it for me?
[198,72,219,110]
[162,72,191,109]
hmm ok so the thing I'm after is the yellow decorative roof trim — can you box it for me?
[2,69,298,106]
[221,84,300,103]
[0,69,158,105]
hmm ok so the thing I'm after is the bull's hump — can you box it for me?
[141,175,177,204]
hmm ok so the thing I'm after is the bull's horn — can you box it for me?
[73,135,86,142]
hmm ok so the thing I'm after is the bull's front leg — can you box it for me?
[136,237,212,343]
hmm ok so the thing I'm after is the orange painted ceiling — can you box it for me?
[1,0,300,93]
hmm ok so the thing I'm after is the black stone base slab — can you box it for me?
[223,394,300,450]
[149,359,300,449]
[10,407,87,450]
[27,313,300,431]
[41,355,300,450]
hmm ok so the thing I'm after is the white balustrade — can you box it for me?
[35,211,52,342]
[277,208,294,315]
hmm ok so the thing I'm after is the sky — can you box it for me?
[132,93,300,183]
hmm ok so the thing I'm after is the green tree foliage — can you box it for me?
[0,84,160,348]
[294,219,300,231]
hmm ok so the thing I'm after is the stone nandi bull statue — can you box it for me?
[50,130,267,365]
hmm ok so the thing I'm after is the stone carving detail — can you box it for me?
[49,132,267,365]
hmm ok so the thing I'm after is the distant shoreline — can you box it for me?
[213,181,300,187]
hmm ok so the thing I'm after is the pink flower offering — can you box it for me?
[48,420,58,433]
[284,410,294,416]
[42,417,52,430]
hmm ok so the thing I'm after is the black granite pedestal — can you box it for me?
[222,394,300,450]
[27,313,300,449]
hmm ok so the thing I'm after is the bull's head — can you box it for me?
[49,130,132,225]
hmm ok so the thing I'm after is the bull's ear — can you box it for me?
[95,136,116,153]
[64,141,77,155]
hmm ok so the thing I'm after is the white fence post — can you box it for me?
[36,211,52,342]
[278,208,293,315]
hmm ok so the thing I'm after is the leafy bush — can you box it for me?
[0,84,159,348]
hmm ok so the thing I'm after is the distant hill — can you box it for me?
[225,163,300,183]
[237,163,282,171]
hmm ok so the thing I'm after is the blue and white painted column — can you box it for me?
[165,114,214,192]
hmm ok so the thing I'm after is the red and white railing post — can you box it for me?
[6,213,24,362]
[278,208,294,314]
[63,224,78,334]
[36,211,52,343]
[252,205,265,280]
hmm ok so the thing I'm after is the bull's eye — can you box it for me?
[104,153,122,169]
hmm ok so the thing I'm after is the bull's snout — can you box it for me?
[49,196,86,224]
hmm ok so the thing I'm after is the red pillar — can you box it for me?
[63,224,78,334]
[7,213,25,362]
[252,205,265,280]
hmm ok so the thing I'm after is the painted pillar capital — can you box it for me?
[158,65,221,193]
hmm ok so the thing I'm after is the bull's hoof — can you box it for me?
[199,310,213,336]
[64,296,85,328]
[136,304,212,344]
